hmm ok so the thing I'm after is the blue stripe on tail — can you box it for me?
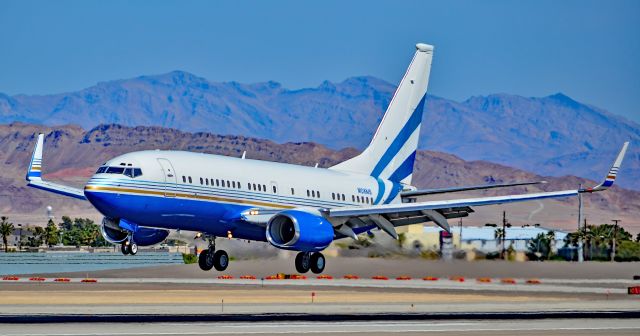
[370,95,426,178]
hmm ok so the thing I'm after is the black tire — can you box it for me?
[295,252,311,273]
[128,242,138,255]
[310,252,325,274]
[121,243,129,255]
[213,250,229,271]
[198,248,214,271]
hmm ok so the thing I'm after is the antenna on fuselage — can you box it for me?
[242,151,246,159]
[314,163,319,168]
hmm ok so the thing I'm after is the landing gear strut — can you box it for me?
[198,236,229,271]
[295,252,325,274]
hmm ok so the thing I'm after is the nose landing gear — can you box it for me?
[295,252,325,274]
[198,236,229,271]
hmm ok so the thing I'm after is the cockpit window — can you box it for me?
[106,167,125,174]
[98,166,143,178]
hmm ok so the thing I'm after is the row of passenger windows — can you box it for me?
[180,174,371,204]
[182,175,244,190]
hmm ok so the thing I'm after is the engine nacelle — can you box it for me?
[266,210,334,252]
[100,218,170,246]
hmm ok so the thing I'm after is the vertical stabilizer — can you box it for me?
[330,43,433,186]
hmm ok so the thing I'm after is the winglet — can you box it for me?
[581,142,629,193]
[26,133,44,181]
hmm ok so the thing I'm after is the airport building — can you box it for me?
[397,224,568,257]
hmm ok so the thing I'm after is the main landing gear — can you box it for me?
[198,237,229,271]
[120,238,138,255]
[295,252,325,274]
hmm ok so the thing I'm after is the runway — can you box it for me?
[1,319,639,336]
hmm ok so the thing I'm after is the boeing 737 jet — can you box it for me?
[26,43,629,274]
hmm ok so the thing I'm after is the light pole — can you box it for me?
[611,219,620,262]
[17,224,22,252]
[577,184,584,262]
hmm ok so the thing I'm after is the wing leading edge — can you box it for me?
[25,134,87,200]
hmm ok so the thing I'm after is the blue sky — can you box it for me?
[1,0,638,122]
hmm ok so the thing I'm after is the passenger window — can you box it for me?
[188,176,192,184]
[332,193,335,200]
[263,184,266,192]
[232,181,236,188]
[352,195,355,202]
[317,191,320,198]
[200,177,203,185]
[291,188,295,195]
[237,181,241,189]
[272,186,277,193]
[206,178,209,186]
[248,183,252,190]
[311,190,315,197]
[307,190,310,197]
[216,179,220,187]
[227,180,231,188]
[182,176,186,183]
[342,194,345,201]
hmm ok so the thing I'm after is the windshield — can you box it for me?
[96,166,142,178]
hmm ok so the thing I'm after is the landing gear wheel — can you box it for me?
[213,250,229,271]
[310,252,325,274]
[295,252,311,273]
[198,248,214,271]
[127,242,138,255]
[121,243,129,255]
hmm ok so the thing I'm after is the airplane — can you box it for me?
[25,43,629,274]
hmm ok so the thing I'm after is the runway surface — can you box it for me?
[1,319,639,336]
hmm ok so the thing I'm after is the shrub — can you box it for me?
[182,253,197,264]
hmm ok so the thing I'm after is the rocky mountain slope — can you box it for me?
[1,71,638,189]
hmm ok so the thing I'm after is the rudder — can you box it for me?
[330,43,433,185]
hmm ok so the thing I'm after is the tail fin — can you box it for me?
[330,43,433,185]
[26,133,44,181]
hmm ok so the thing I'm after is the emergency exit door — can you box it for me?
[157,158,177,197]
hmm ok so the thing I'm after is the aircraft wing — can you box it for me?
[400,180,547,197]
[25,134,87,200]
[325,142,629,237]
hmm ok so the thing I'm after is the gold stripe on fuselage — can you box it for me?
[84,185,294,209]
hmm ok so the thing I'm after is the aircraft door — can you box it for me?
[157,158,177,197]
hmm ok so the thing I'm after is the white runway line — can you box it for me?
[1,320,640,336]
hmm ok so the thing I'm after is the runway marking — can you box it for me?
[2,325,639,336]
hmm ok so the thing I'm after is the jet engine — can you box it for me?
[100,218,169,246]
[266,210,334,252]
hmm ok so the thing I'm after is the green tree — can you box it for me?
[60,217,107,247]
[26,226,45,247]
[1,216,15,252]
[44,219,59,246]
[615,240,640,261]
[528,233,553,260]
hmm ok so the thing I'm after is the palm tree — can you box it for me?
[1,216,15,252]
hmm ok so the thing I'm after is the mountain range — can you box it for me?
[1,71,638,189]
